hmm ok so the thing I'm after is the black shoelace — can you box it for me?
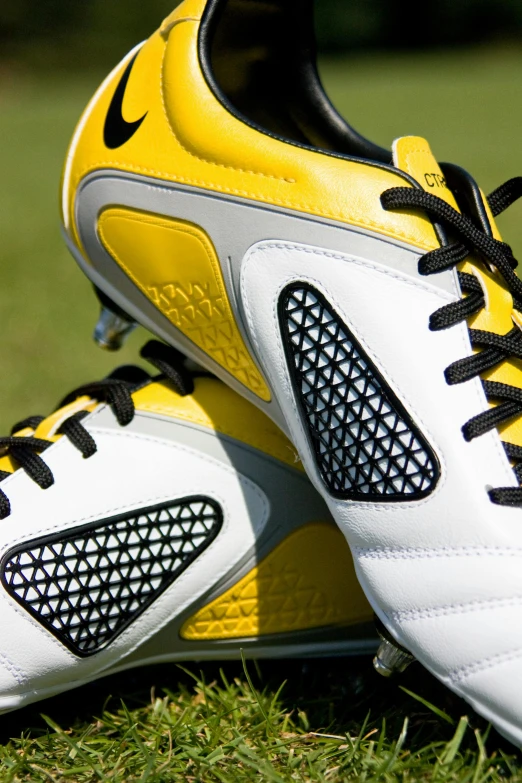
[381,176,522,507]
[0,341,194,520]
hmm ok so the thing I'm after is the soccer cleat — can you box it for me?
[0,341,375,712]
[62,0,522,745]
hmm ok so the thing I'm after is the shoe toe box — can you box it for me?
[359,547,522,741]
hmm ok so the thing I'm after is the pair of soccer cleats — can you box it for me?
[5,0,522,746]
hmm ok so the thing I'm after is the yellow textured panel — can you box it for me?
[98,208,271,401]
[133,376,301,469]
[181,523,372,640]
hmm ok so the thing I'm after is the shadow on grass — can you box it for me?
[0,655,514,758]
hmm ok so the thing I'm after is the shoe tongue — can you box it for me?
[392,136,459,211]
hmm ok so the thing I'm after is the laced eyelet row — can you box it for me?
[381,178,522,507]
[0,341,194,519]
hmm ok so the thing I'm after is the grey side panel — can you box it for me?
[71,172,456,431]
[117,623,378,666]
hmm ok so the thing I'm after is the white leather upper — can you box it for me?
[0,406,269,697]
[240,238,522,737]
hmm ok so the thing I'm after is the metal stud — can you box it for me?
[373,617,415,678]
[93,305,136,351]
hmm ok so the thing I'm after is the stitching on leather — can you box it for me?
[451,645,522,684]
[241,262,307,470]
[134,407,298,467]
[0,427,267,556]
[402,147,443,181]
[86,427,267,519]
[247,242,456,301]
[0,650,26,685]
[0,590,78,664]
[158,45,294,184]
[392,595,522,623]
[82,429,270,538]
[355,546,522,559]
[77,162,436,252]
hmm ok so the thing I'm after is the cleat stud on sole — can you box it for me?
[373,617,415,678]
[94,305,136,351]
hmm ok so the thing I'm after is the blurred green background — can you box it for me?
[1,2,522,431]
[3,0,522,67]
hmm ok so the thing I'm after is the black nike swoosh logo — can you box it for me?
[104,51,148,149]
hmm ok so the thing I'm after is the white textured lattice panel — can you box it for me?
[280,284,438,500]
[1,497,222,656]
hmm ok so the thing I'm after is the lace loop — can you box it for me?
[11,416,45,435]
[0,437,54,491]
[488,177,522,217]
[59,379,135,427]
[140,341,195,396]
[58,411,97,459]
[418,243,469,276]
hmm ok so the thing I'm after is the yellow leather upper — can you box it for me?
[393,136,459,210]
[63,1,442,256]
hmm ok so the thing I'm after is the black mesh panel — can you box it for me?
[280,284,439,501]
[1,497,222,656]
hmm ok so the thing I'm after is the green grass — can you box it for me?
[2,47,522,779]
[1,658,521,782]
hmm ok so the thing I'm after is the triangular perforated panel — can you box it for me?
[280,284,439,500]
[1,497,222,656]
